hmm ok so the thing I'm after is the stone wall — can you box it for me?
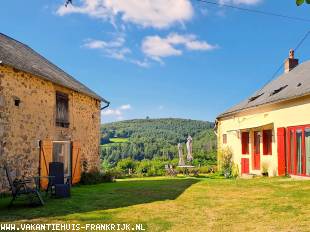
[0,65,101,192]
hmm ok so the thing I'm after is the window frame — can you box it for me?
[56,91,69,128]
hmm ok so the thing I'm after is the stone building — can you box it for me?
[0,33,109,192]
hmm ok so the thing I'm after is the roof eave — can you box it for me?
[216,93,310,120]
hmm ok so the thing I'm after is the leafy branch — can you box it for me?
[65,0,72,7]
[296,0,310,5]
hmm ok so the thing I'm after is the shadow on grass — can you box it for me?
[0,178,199,222]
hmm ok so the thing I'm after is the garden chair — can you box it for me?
[4,164,44,207]
[48,162,71,198]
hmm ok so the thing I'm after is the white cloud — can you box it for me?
[57,0,193,29]
[119,104,131,110]
[219,0,262,5]
[101,104,132,119]
[83,36,131,60]
[102,108,122,116]
[142,33,217,62]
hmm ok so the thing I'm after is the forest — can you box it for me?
[100,118,217,170]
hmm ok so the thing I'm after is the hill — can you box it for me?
[100,118,217,166]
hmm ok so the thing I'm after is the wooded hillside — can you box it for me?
[100,118,217,166]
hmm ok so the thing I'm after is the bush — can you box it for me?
[219,147,234,178]
[116,158,137,175]
[80,169,115,185]
[136,159,167,176]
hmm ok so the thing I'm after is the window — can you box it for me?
[56,92,69,128]
[270,85,288,96]
[296,130,303,175]
[248,93,264,102]
[241,132,249,155]
[305,129,310,176]
[263,130,272,155]
[287,126,310,176]
[223,134,227,144]
[52,141,71,177]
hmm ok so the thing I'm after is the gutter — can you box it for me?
[100,101,110,110]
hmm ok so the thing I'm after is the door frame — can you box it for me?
[52,140,72,177]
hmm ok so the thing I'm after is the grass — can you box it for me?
[101,137,129,147]
[1,176,310,231]
[109,138,129,143]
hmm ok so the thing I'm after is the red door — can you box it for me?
[253,131,261,170]
[241,158,249,174]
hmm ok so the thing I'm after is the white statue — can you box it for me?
[186,135,193,162]
[178,143,185,166]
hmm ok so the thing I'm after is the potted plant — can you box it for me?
[261,162,269,177]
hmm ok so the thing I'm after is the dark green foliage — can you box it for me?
[80,170,115,185]
[296,0,310,5]
[100,118,216,165]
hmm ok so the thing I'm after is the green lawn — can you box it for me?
[1,176,310,231]
[101,137,129,147]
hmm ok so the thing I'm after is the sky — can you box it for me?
[1,0,310,123]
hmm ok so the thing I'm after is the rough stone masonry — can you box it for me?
[0,65,102,192]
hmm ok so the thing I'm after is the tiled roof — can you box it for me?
[0,33,108,102]
[218,60,310,118]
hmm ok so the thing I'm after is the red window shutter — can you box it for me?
[242,132,249,154]
[277,128,286,176]
[241,158,249,174]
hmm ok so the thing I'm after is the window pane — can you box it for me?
[296,130,303,175]
[254,132,260,154]
[242,132,249,154]
[290,130,294,173]
[306,129,310,176]
[263,130,272,155]
[52,142,71,177]
[56,92,69,127]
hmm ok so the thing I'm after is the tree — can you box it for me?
[296,0,310,5]
[65,0,72,7]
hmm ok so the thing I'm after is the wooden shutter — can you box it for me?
[277,128,286,176]
[241,158,249,174]
[40,140,52,189]
[72,141,81,184]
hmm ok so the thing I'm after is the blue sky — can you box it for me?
[1,0,310,123]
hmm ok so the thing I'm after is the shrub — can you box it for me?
[80,169,115,185]
[136,159,166,176]
[219,147,234,178]
[116,158,137,175]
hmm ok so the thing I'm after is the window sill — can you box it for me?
[56,122,70,128]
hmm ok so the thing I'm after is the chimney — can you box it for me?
[284,49,298,73]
